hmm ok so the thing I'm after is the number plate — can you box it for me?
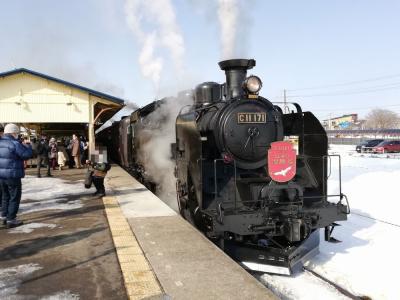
[237,112,266,124]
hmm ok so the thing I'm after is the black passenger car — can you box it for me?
[356,139,384,153]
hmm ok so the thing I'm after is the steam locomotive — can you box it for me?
[173,59,349,274]
[98,58,349,275]
[97,99,167,191]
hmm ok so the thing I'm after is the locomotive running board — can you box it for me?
[223,230,320,276]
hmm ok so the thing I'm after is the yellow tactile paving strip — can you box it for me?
[103,196,163,300]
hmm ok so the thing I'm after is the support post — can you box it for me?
[89,97,96,157]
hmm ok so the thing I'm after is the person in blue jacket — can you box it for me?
[0,123,32,228]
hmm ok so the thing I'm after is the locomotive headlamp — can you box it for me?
[244,75,262,94]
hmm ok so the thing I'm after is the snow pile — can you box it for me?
[8,223,57,234]
[261,145,400,299]
[41,290,80,300]
[0,263,42,298]
[328,149,400,225]
[19,176,91,215]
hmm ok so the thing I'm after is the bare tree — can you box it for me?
[365,108,400,129]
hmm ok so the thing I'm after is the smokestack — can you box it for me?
[218,59,255,99]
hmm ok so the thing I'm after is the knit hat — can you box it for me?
[4,123,20,135]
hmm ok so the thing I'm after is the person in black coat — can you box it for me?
[0,123,32,228]
[36,135,52,177]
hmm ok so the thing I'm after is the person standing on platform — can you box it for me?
[49,137,58,170]
[71,134,82,169]
[66,138,74,169]
[57,140,68,170]
[37,135,52,177]
[30,137,38,168]
[0,123,32,228]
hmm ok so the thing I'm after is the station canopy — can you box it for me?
[0,68,125,151]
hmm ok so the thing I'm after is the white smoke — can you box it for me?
[138,93,193,210]
[124,0,186,90]
[217,0,253,59]
[218,0,239,59]
[139,33,163,85]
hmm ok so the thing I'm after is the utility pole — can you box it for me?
[283,89,289,113]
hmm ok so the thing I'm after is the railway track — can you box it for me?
[303,267,371,300]
[126,167,373,300]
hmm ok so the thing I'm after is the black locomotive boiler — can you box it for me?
[174,59,349,274]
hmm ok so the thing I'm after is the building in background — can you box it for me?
[322,114,361,130]
[0,68,124,154]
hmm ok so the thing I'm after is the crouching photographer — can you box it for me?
[84,145,110,197]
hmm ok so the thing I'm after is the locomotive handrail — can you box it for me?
[339,193,351,215]
[327,155,332,179]
[271,101,303,114]
[208,154,347,212]
[324,154,342,198]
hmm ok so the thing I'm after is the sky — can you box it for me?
[0,0,399,120]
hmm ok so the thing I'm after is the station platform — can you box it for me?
[0,165,277,299]
[0,167,127,299]
[105,165,277,300]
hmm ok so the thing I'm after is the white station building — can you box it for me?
[0,68,124,153]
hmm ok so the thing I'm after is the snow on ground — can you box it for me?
[260,271,349,300]
[0,264,80,299]
[0,263,42,298]
[261,144,400,300]
[0,176,87,298]
[40,290,80,300]
[8,222,57,234]
[19,176,91,215]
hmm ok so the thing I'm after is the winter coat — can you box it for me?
[57,146,68,166]
[0,135,33,179]
[37,140,50,157]
[72,139,80,157]
[49,141,58,159]
[31,141,39,158]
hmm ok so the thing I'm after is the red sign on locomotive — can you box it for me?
[268,141,297,182]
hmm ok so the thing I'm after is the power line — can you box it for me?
[287,83,400,98]
[287,73,400,92]
[310,104,400,117]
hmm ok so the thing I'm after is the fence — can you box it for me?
[328,136,399,145]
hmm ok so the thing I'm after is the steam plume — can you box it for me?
[218,0,239,59]
[124,0,186,90]
[217,0,252,59]
[138,93,193,210]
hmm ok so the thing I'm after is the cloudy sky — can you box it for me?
[1,0,399,120]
